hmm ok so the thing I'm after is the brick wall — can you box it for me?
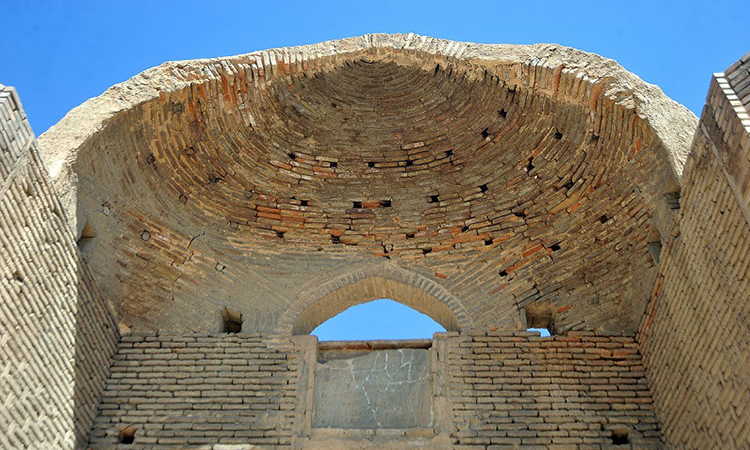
[88,333,299,448]
[639,60,750,448]
[449,332,662,449]
[0,85,119,449]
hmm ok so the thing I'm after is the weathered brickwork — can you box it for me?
[449,332,662,449]
[638,59,750,449]
[0,85,119,449]
[38,35,696,336]
[89,333,299,449]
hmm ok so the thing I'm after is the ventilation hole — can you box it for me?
[118,427,136,445]
[484,238,493,245]
[329,161,338,168]
[479,184,488,193]
[352,201,362,209]
[406,232,415,239]
[499,109,507,118]
[611,428,630,445]
[563,180,575,190]
[481,128,490,139]
[549,244,561,252]
[461,225,470,233]
[300,200,309,207]
[331,235,341,244]
[140,230,151,241]
[599,215,609,224]
[288,152,296,160]
[380,200,392,208]
[146,154,155,164]
[514,211,527,219]
[367,161,376,168]
[276,231,285,239]
[526,157,535,173]
[591,134,600,142]
[422,247,432,255]
[331,102,337,108]
[405,159,414,167]
[428,195,440,203]
[222,308,243,333]
[445,150,454,157]
[525,306,555,335]
[554,131,563,140]
[499,270,508,277]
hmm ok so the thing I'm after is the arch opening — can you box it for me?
[311,299,446,341]
[292,276,461,336]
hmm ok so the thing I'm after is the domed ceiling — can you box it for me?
[38,35,697,334]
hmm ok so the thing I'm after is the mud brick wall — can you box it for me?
[88,333,299,448]
[639,60,750,449]
[449,332,663,449]
[0,85,119,449]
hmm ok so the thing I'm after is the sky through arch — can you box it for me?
[311,299,446,341]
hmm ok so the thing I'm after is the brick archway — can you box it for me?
[276,264,473,336]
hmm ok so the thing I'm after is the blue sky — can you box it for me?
[1,0,746,339]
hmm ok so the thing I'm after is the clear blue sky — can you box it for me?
[1,0,746,339]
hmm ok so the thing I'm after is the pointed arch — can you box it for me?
[276,264,473,336]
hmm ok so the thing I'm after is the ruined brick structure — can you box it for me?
[1,35,748,449]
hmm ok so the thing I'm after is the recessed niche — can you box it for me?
[428,195,440,203]
[499,109,507,118]
[405,159,414,167]
[647,225,663,264]
[118,426,136,444]
[276,230,285,239]
[300,199,310,207]
[329,161,338,168]
[406,232,415,239]
[499,269,508,277]
[352,201,363,209]
[599,215,609,224]
[524,304,555,335]
[481,128,490,139]
[380,199,392,208]
[367,161,376,168]
[611,428,630,445]
[664,178,682,210]
[288,152,297,160]
[549,243,561,252]
[554,130,563,140]
[77,220,97,253]
[222,308,243,333]
[479,183,488,193]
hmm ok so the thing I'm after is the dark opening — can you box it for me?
[611,428,630,445]
[380,199,392,208]
[405,159,414,167]
[461,225,470,232]
[481,128,490,139]
[599,215,609,224]
[514,211,527,219]
[367,161,376,168]
[563,180,575,190]
[479,183,488,193]
[331,235,341,244]
[422,247,432,255]
[276,230,285,239]
[526,157,535,172]
[554,130,563,140]
[329,161,338,168]
[664,191,681,210]
[352,201,362,209]
[445,150,454,157]
[428,194,440,203]
[118,427,136,445]
[146,154,155,165]
[300,199,310,207]
[499,270,508,277]
[484,238,493,246]
[434,63,441,75]
[331,102,337,108]
[549,243,561,252]
[406,232,415,239]
[499,109,507,118]
[222,308,243,333]
[288,152,296,160]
